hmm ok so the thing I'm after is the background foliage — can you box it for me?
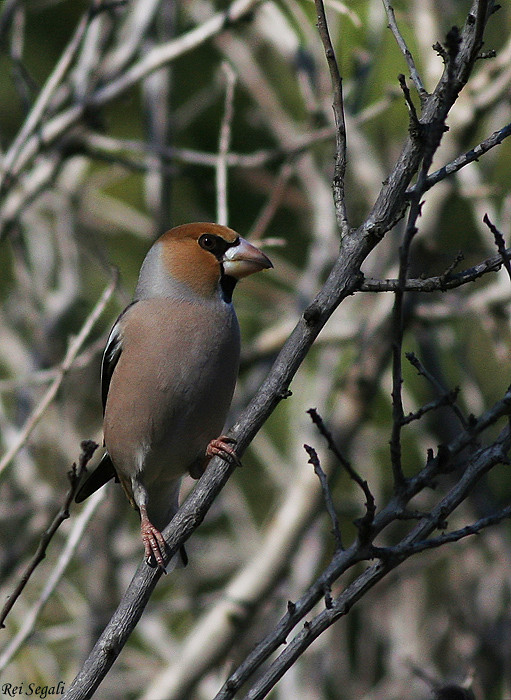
[0,1,510,698]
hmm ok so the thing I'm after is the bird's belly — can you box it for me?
[104,315,239,487]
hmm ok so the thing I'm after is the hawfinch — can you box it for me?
[76,223,272,569]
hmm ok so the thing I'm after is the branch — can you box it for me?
[314,0,350,236]
[360,246,511,292]
[216,62,237,226]
[483,213,511,283]
[216,426,511,700]
[304,444,343,551]
[407,121,511,196]
[307,408,375,540]
[382,0,427,99]
[0,440,98,630]
[0,273,117,477]
[361,0,493,242]
[0,488,104,670]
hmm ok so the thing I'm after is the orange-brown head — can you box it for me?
[135,223,272,302]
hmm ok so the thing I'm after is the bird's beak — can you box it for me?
[222,237,273,279]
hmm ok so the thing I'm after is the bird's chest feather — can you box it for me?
[104,298,240,481]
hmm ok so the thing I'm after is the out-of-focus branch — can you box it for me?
[0,273,117,477]
[0,0,261,221]
[0,486,104,669]
[0,440,98,630]
[216,63,237,227]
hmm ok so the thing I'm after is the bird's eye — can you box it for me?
[199,234,218,252]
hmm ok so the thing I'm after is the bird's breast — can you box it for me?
[103,298,240,485]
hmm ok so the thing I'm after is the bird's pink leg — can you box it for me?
[139,503,167,571]
[189,436,241,479]
[206,435,241,466]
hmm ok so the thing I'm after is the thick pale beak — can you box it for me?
[222,237,273,279]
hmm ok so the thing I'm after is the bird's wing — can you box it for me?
[75,451,118,503]
[101,303,135,413]
[75,303,136,504]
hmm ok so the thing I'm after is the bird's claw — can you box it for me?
[141,518,167,572]
[206,435,241,467]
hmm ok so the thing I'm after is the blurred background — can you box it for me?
[0,1,511,698]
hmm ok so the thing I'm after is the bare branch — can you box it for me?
[314,0,350,236]
[216,63,237,226]
[0,440,98,630]
[214,417,511,700]
[304,444,343,551]
[408,122,511,196]
[360,247,511,292]
[0,274,117,477]
[483,213,511,283]
[383,0,428,99]
[307,408,375,540]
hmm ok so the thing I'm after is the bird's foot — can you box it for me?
[140,510,167,572]
[206,435,241,467]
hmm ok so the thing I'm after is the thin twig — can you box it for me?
[376,505,511,560]
[217,62,237,226]
[483,213,511,283]
[0,487,104,669]
[407,122,511,196]
[0,440,98,629]
[0,273,117,477]
[360,246,511,292]
[304,444,343,551]
[382,0,427,100]
[307,409,375,540]
[314,0,350,236]
[401,388,460,426]
[405,352,468,430]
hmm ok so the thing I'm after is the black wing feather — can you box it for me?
[75,452,118,503]
[76,303,136,503]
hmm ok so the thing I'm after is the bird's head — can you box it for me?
[135,222,273,302]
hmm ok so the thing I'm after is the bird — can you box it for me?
[76,223,272,569]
